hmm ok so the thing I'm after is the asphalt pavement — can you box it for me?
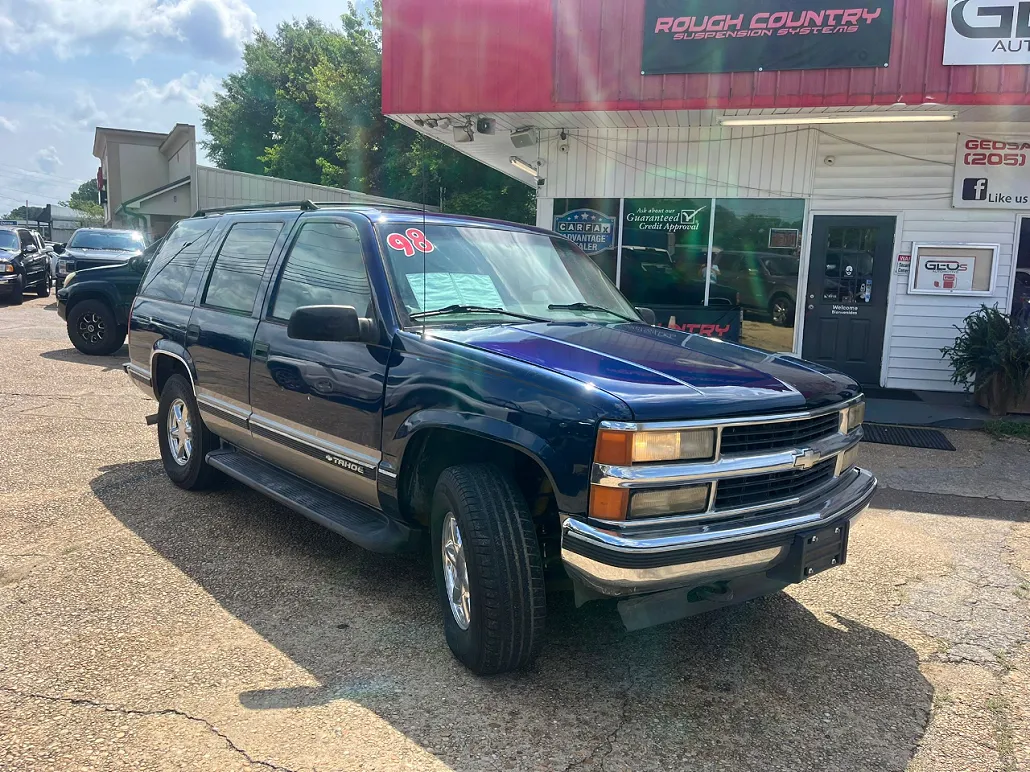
[1,296,1028,771]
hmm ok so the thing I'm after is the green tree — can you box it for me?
[200,1,534,223]
[61,179,104,218]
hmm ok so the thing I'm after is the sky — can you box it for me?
[0,0,368,214]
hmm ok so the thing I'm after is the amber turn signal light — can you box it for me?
[589,486,629,521]
[594,429,633,465]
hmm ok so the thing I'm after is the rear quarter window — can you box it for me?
[140,219,219,303]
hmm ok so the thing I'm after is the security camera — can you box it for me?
[537,178,546,187]
[824,155,836,166]
[558,140,570,154]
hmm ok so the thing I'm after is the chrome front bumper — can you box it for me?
[561,467,877,597]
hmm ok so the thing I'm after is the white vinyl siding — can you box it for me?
[537,126,817,200]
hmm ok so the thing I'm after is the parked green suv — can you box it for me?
[56,239,161,355]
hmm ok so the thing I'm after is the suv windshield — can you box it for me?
[68,230,146,251]
[0,231,17,251]
[380,223,639,325]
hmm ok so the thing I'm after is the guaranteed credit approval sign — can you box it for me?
[953,134,1030,209]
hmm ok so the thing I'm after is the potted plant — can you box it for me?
[941,305,1030,416]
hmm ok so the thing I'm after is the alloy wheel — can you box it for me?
[441,512,471,630]
[166,398,193,466]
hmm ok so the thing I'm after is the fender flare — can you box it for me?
[63,281,121,312]
[150,341,198,397]
[394,408,569,507]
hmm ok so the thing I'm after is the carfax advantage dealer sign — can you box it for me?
[642,0,895,75]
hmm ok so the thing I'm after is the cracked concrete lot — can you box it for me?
[2,296,1029,771]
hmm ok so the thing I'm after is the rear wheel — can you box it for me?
[157,374,221,490]
[431,463,546,675]
[769,295,795,328]
[67,299,125,355]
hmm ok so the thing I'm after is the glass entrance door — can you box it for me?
[801,216,895,386]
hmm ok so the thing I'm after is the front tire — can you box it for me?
[10,276,23,305]
[36,272,51,298]
[431,464,546,675]
[67,299,125,355]
[157,374,221,490]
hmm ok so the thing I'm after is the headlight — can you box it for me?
[58,258,75,273]
[842,401,866,434]
[63,272,77,287]
[595,428,716,465]
[629,485,710,519]
[0,262,12,274]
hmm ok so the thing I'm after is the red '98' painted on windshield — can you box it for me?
[387,228,435,256]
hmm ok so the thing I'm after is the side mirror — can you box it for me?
[635,306,656,326]
[23,244,37,254]
[287,305,376,343]
[53,244,65,254]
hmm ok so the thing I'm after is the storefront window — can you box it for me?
[616,198,738,335]
[552,198,621,283]
[710,198,805,351]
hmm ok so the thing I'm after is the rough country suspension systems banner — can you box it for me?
[642,0,895,74]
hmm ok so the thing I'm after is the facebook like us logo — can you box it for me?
[962,178,988,201]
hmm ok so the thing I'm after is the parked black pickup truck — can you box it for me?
[57,239,161,355]
[125,202,875,675]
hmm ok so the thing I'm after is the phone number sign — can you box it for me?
[953,134,1030,209]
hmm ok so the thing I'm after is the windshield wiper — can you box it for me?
[410,304,548,323]
[547,302,637,323]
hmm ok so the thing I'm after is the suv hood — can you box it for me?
[432,322,859,421]
[65,248,138,263]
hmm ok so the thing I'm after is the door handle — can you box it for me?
[186,323,201,345]
[253,342,270,361]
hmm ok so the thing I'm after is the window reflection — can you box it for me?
[822,227,876,304]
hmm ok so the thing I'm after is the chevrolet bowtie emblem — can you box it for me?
[793,449,819,470]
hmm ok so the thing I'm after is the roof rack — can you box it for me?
[193,200,321,217]
[193,200,434,218]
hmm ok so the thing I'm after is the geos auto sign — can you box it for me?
[553,209,616,255]
[944,0,1030,65]
[953,134,1030,208]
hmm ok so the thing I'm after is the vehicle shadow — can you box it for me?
[92,460,933,771]
[40,346,127,371]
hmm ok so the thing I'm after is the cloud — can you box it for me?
[128,72,220,110]
[69,92,109,131]
[34,146,62,174]
[0,117,17,132]
[0,0,258,63]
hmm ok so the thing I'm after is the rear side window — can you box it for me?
[203,222,283,314]
[271,221,371,321]
[140,219,218,303]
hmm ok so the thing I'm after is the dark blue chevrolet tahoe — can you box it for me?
[125,202,876,675]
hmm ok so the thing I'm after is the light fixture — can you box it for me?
[718,112,957,127]
[425,118,438,129]
[510,156,537,176]
[437,117,452,130]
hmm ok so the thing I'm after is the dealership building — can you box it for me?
[383,0,1030,392]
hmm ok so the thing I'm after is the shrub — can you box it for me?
[941,305,1030,399]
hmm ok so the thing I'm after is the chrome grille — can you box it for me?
[720,412,840,456]
[714,459,836,510]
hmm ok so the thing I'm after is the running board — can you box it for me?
[206,449,422,554]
